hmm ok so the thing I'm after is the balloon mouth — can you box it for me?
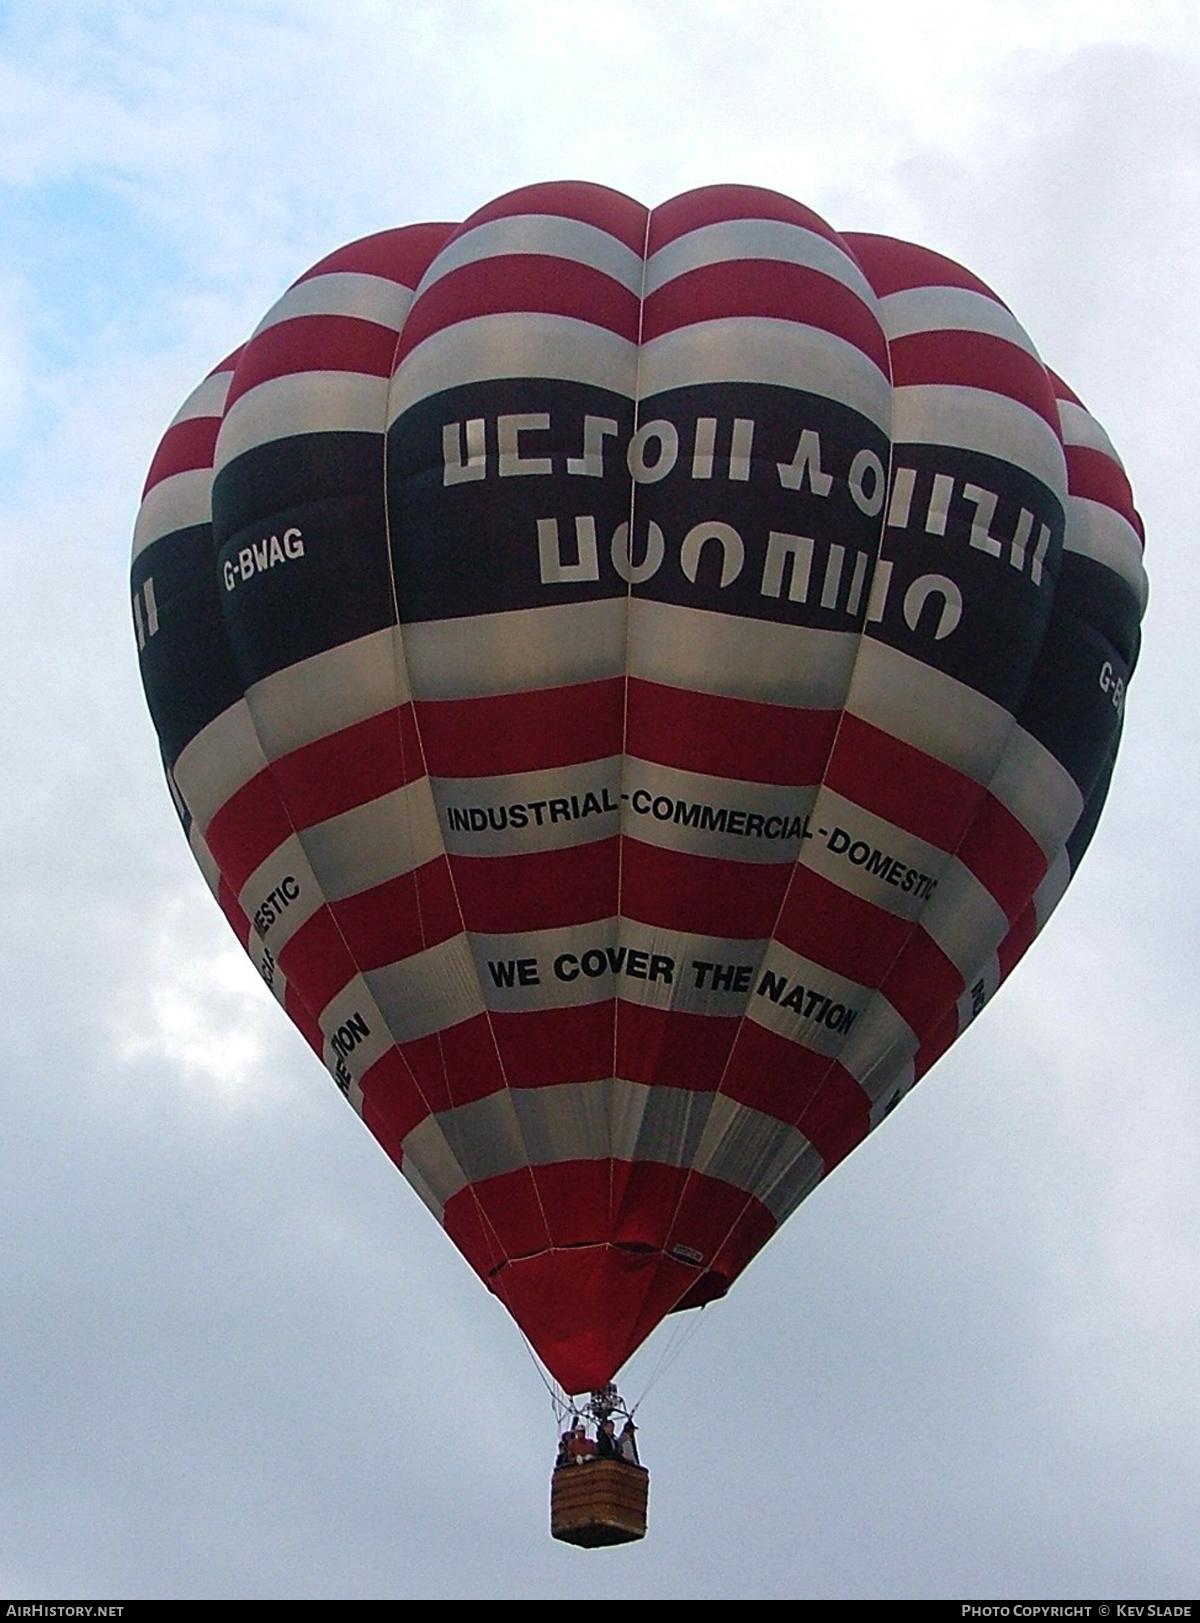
[488,1241,731,1393]
[669,1267,728,1313]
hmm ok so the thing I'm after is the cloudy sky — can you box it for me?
[2,0,1197,1600]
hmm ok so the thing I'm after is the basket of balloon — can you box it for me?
[551,1459,649,1548]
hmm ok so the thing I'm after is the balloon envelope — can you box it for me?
[131,183,1146,1393]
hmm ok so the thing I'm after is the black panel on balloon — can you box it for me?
[133,525,245,764]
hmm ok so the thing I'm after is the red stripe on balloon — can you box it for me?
[204,706,425,890]
[889,328,1060,432]
[271,704,424,828]
[649,184,844,254]
[331,857,463,970]
[225,314,401,410]
[844,232,1007,303]
[452,841,617,934]
[416,677,623,776]
[294,221,454,286]
[650,1164,779,1283]
[643,259,888,372]
[627,678,837,784]
[395,255,641,363]
[453,181,648,254]
[277,908,357,1010]
[204,772,294,892]
[825,713,983,850]
[621,839,792,940]
[215,872,251,947]
[721,1019,870,1161]
[616,1000,740,1093]
[704,1198,778,1294]
[606,1161,745,1259]
[911,1004,957,1081]
[772,865,911,985]
[397,1013,509,1114]
[445,1168,556,1280]
[490,1004,614,1090]
[996,902,1037,982]
[284,984,324,1056]
[955,799,1049,924]
[143,414,222,496]
[360,1045,432,1164]
[880,935,965,1041]
[1065,443,1143,537]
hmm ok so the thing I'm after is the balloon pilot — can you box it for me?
[553,1383,642,1470]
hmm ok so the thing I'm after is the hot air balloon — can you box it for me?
[131,182,1146,1471]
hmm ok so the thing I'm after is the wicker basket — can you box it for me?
[550,1459,650,1547]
